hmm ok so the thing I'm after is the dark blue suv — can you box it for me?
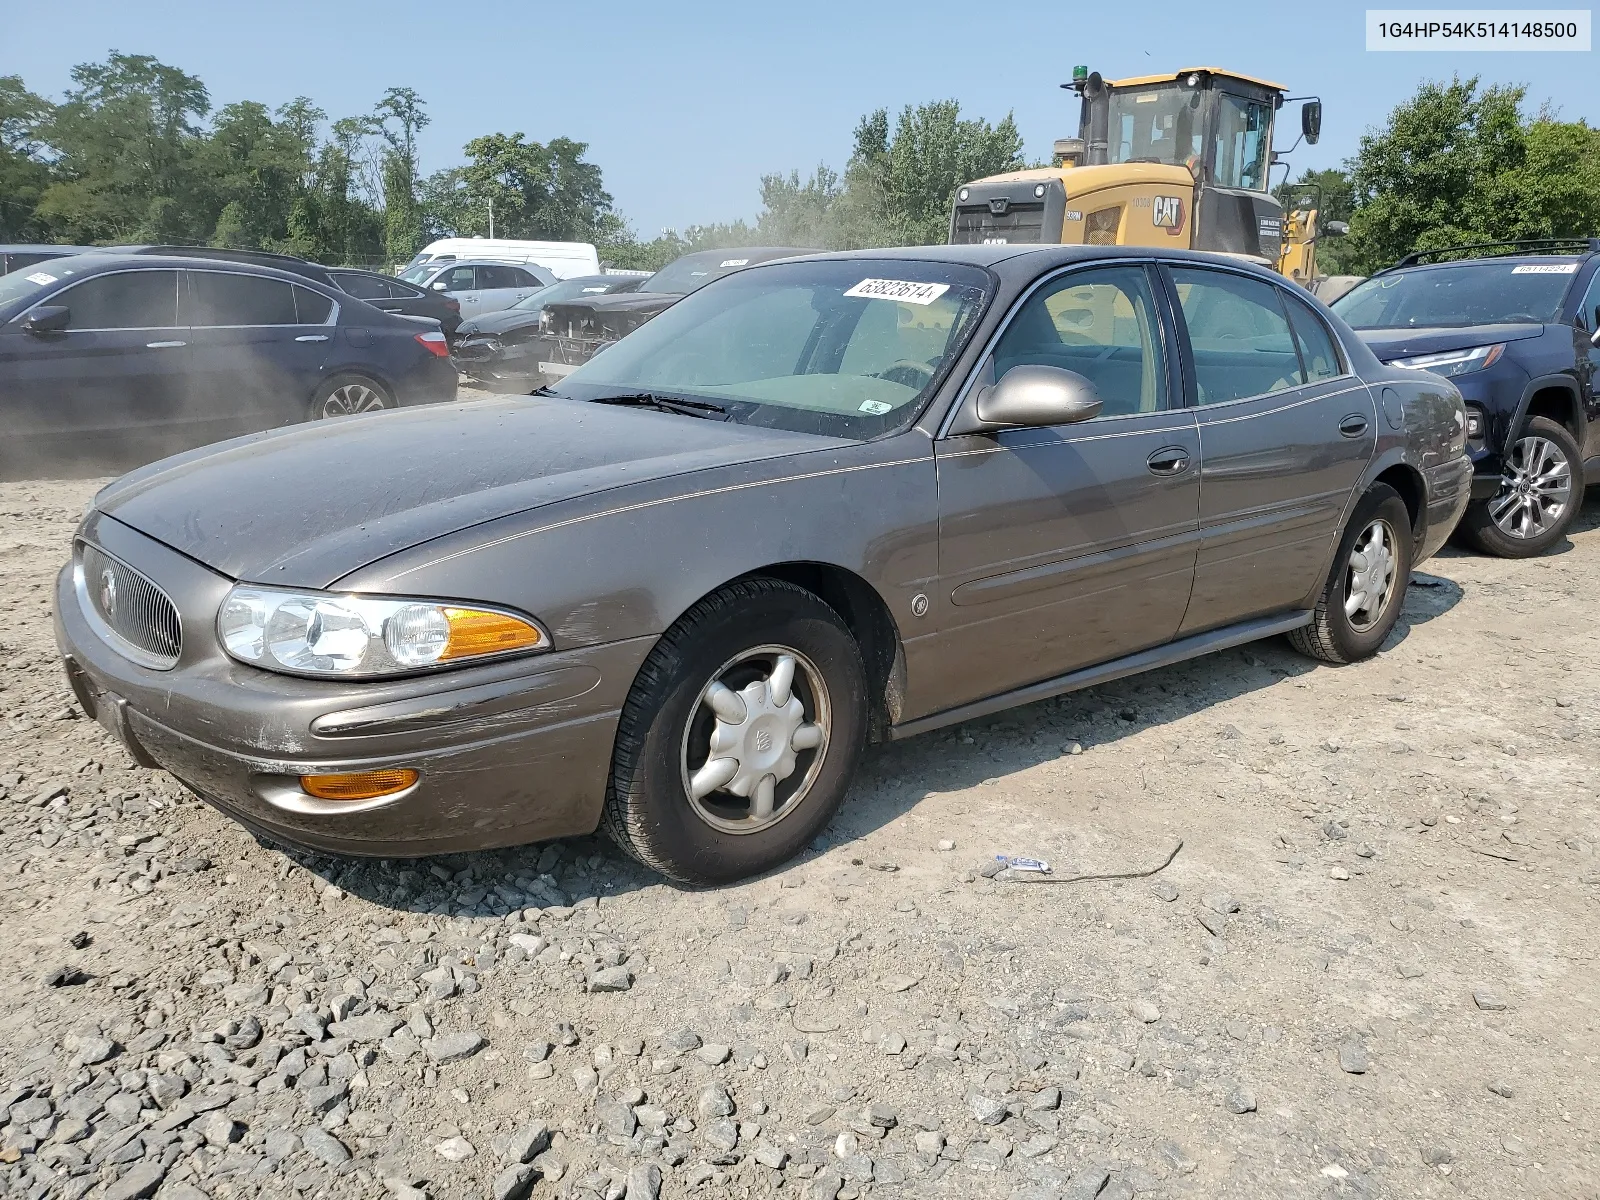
[1333,239,1600,557]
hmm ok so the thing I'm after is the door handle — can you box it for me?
[145,340,186,349]
[295,334,330,342]
[1339,413,1369,438]
[1146,446,1191,476]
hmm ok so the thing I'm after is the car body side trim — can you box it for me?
[888,609,1312,740]
[950,523,1202,606]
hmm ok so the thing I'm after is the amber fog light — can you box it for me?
[300,768,419,801]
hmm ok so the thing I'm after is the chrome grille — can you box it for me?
[79,543,182,668]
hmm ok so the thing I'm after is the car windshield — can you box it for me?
[553,258,993,439]
[1333,260,1579,328]
[0,259,88,311]
[1106,84,1204,167]
[643,254,776,296]
[512,278,609,310]
[397,263,439,284]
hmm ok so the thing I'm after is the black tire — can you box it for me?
[310,374,395,420]
[1457,415,1582,558]
[603,578,868,885]
[1289,483,1414,665]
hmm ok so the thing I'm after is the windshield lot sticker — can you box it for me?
[24,272,57,285]
[719,258,750,268]
[859,399,894,415]
[843,279,951,305]
[1510,264,1578,274]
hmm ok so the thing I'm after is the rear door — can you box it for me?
[1577,267,1600,464]
[0,267,189,464]
[474,264,529,315]
[182,269,336,435]
[931,263,1201,710]
[1164,265,1376,633]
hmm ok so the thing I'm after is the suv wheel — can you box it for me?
[1289,483,1413,665]
[603,578,868,885]
[1458,416,1581,557]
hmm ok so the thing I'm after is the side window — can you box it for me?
[58,270,180,330]
[992,266,1167,417]
[1213,95,1272,190]
[478,265,520,290]
[1284,294,1344,381]
[439,266,477,291]
[293,286,334,324]
[508,267,541,288]
[331,272,386,300]
[187,271,298,326]
[1170,268,1303,404]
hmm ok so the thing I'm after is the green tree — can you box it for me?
[1342,77,1600,272]
[1274,166,1357,274]
[0,75,55,240]
[420,132,617,245]
[36,52,212,243]
[372,87,429,262]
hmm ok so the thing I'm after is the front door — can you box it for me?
[0,267,189,471]
[929,263,1200,712]
[437,264,483,318]
[1164,265,1377,633]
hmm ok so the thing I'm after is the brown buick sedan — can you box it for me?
[56,245,1472,884]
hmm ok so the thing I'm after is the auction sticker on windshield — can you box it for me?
[1510,264,1579,274]
[843,278,951,305]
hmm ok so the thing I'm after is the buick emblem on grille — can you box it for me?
[98,567,118,618]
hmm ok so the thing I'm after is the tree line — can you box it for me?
[3,54,1595,277]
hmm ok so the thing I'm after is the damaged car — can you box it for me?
[530,247,814,385]
[56,245,1470,885]
[453,274,647,393]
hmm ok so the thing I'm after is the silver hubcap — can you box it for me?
[681,645,829,835]
[1489,435,1571,539]
[1345,518,1397,633]
[320,382,387,418]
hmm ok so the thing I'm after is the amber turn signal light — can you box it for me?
[439,607,544,660]
[300,768,420,801]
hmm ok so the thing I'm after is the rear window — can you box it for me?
[1333,259,1579,328]
[331,272,388,300]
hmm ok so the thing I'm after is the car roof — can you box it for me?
[666,247,818,267]
[32,252,337,288]
[1,244,97,255]
[1378,252,1590,275]
[778,243,1299,284]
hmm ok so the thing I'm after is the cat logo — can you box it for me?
[1151,195,1185,233]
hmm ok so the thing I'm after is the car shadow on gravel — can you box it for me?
[265,578,1465,904]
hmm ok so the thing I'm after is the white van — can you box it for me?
[402,238,599,280]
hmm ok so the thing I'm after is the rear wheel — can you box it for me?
[311,375,394,420]
[603,578,868,885]
[1289,483,1413,665]
[1458,416,1580,558]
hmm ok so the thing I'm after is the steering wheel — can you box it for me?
[873,359,935,389]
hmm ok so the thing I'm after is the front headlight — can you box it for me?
[1392,343,1505,378]
[218,586,547,678]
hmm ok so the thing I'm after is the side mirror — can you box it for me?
[1325,220,1349,237]
[1302,100,1322,145]
[432,281,449,291]
[975,364,1103,429]
[21,305,70,334]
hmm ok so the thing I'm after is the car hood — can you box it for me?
[93,397,842,588]
[546,292,682,320]
[1353,323,1546,361]
[458,307,543,337]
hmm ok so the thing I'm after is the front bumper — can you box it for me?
[1419,454,1475,561]
[53,516,653,857]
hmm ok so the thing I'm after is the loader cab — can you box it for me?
[951,67,1315,270]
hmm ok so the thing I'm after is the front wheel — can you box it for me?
[1457,416,1580,558]
[602,579,868,885]
[1289,483,1413,665]
[311,375,394,420]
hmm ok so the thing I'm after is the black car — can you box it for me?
[0,244,97,275]
[0,253,457,477]
[532,247,815,384]
[1333,238,1600,557]
[116,246,465,340]
[454,273,646,392]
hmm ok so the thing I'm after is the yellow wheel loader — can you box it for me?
[949,67,1342,287]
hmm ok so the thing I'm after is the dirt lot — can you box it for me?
[1,476,1597,1200]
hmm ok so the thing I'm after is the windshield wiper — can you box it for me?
[588,391,727,419]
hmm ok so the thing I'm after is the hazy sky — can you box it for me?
[4,0,1594,237]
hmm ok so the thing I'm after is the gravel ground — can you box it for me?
[2,476,1597,1200]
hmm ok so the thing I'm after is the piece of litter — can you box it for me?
[996,855,1051,873]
